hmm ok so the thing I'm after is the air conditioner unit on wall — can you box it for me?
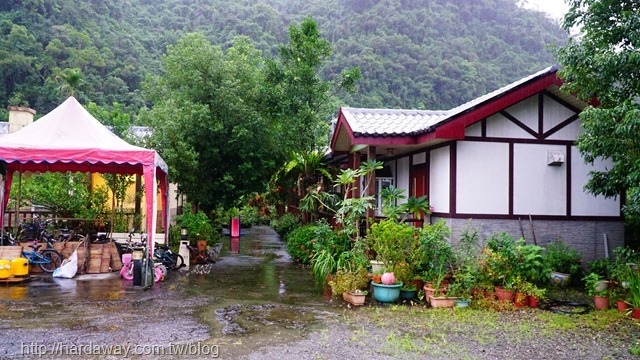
[547,150,565,166]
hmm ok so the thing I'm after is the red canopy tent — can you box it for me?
[0,97,169,249]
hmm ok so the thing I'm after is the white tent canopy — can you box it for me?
[0,96,169,246]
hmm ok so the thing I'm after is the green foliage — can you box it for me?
[328,267,369,295]
[174,209,216,243]
[515,243,549,286]
[483,233,521,289]
[286,224,317,264]
[628,267,640,308]
[263,16,361,152]
[609,247,640,284]
[368,218,416,269]
[303,159,382,241]
[272,213,301,238]
[238,205,264,227]
[142,34,276,212]
[415,219,453,281]
[588,258,613,279]
[582,272,607,297]
[310,220,358,287]
[542,239,582,275]
[0,0,564,118]
[556,0,640,217]
[16,172,109,220]
[379,185,431,222]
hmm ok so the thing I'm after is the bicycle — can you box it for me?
[154,243,184,271]
[119,230,164,283]
[21,243,63,273]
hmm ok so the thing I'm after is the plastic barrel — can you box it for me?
[230,217,240,237]
[0,259,11,279]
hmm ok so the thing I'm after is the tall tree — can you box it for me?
[263,16,360,153]
[556,0,640,215]
[141,34,275,212]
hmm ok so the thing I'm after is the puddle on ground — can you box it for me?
[0,226,340,358]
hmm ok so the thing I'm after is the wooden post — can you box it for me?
[365,146,376,231]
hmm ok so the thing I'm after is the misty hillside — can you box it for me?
[0,0,566,116]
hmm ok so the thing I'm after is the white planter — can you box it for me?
[595,280,610,292]
[370,260,384,273]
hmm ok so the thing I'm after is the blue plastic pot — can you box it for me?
[372,282,403,303]
[400,288,416,300]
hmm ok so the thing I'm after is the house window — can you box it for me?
[375,177,394,215]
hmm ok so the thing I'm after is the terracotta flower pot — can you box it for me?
[494,286,514,302]
[632,308,640,319]
[528,295,539,308]
[514,292,527,307]
[616,300,630,313]
[343,292,366,306]
[429,295,459,308]
[594,295,609,310]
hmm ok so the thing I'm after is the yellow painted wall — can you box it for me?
[90,173,163,211]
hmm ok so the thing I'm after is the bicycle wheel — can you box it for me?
[39,249,63,273]
[169,253,184,270]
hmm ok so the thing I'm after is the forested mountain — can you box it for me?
[0,0,566,119]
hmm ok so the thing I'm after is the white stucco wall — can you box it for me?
[571,147,620,216]
[413,152,426,165]
[396,156,410,205]
[429,146,450,213]
[485,113,536,139]
[456,141,509,214]
[504,95,538,132]
[513,144,567,215]
[465,122,482,137]
[543,94,576,132]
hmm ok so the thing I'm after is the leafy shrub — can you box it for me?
[239,205,263,227]
[271,213,300,238]
[310,220,355,287]
[415,220,454,281]
[174,210,215,243]
[286,224,317,264]
[543,239,582,275]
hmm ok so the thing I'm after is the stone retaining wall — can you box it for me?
[432,217,624,263]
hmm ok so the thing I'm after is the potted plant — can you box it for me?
[368,218,416,270]
[583,272,609,310]
[428,271,459,308]
[448,263,476,307]
[513,277,528,308]
[627,264,640,318]
[328,266,370,306]
[394,261,417,300]
[481,233,521,296]
[520,281,546,308]
[371,271,403,303]
[543,239,582,287]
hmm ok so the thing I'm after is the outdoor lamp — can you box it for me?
[181,227,188,241]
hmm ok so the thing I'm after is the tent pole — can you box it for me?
[15,171,21,230]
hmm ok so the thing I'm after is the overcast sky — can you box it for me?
[521,0,569,20]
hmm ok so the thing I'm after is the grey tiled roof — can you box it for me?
[341,108,449,136]
[445,65,558,121]
[343,65,558,137]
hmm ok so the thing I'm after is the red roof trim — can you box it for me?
[418,73,563,143]
[330,70,564,152]
[330,108,356,150]
[352,136,417,146]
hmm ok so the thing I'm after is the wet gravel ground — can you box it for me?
[0,226,638,359]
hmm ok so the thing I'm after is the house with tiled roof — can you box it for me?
[329,65,622,262]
